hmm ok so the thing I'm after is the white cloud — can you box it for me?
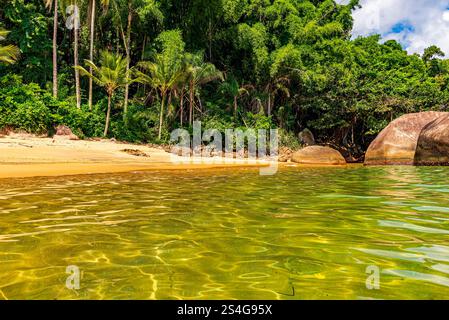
[443,10,449,21]
[351,0,449,55]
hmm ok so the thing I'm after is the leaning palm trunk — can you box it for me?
[104,93,112,136]
[234,96,238,118]
[74,10,81,109]
[124,60,130,113]
[158,93,166,140]
[52,0,58,98]
[88,0,95,110]
[189,80,194,125]
[180,88,184,127]
[123,8,132,114]
[267,93,271,116]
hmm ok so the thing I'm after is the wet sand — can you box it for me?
[0,134,271,179]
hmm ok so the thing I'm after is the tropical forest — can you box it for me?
[1,0,448,159]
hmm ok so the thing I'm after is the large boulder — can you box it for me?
[298,128,316,146]
[291,146,346,165]
[415,114,449,165]
[364,112,447,165]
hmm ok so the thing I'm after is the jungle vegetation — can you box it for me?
[1,0,449,159]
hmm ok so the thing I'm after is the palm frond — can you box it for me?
[44,0,53,9]
[77,50,130,94]
[0,29,10,41]
[0,45,20,64]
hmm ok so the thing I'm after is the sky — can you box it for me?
[337,0,449,55]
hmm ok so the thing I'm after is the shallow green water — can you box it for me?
[1,166,449,299]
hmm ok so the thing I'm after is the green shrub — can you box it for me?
[110,103,160,143]
[46,97,105,138]
[279,129,301,150]
[0,74,52,133]
[8,102,51,133]
[0,74,105,137]
[242,112,273,130]
[202,114,234,132]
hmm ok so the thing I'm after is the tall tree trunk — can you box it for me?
[168,90,172,111]
[234,96,238,119]
[189,80,194,125]
[267,92,271,116]
[180,88,184,127]
[158,93,166,140]
[208,18,212,60]
[74,2,81,109]
[116,28,120,54]
[123,6,132,115]
[52,0,58,98]
[104,94,112,137]
[141,36,146,60]
[352,116,357,145]
[138,35,147,92]
[88,0,96,111]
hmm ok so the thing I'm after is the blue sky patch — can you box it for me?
[390,22,415,34]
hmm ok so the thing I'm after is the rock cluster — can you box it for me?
[364,111,449,166]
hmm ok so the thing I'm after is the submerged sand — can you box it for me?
[0,133,271,179]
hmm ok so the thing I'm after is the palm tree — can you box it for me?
[220,75,252,119]
[76,51,130,136]
[0,29,20,64]
[61,0,82,108]
[102,0,163,115]
[86,0,110,110]
[174,75,188,127]
[135,54,185,140]
[87,0,96,110]
[44,0,58,97]
[185,52,223,125]
[72,0,81,109]
[98,0,130,112]
[264,76,290,116]
[100,0,132,115]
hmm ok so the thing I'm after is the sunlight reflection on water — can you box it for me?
[0,166,449,299]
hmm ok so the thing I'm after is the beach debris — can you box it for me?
[121,149,150,157]
[18,143,33,148]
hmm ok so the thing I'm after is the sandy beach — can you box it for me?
[0,133,272,179]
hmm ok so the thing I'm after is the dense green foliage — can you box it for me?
[0,74,105,136]
[1,0,449,157]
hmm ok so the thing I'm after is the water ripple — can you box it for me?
[0,166,449,299]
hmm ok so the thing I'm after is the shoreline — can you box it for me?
[0,134,359,180]
[0,161,274,179]
[0,134,275,179]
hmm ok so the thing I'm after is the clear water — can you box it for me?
[1,166,449,300]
